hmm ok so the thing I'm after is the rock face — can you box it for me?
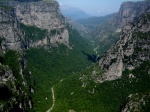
[0,65,15,111]
[0,5,32,112]
[87,1,150,55]
[98,2,150,82]
[0,1,70,111]
[121,93,150,112]
[0,7,24,51]
[0,63,31,112]
[4,1,69,46]
[117,1,150,27]
[92,13,120,53]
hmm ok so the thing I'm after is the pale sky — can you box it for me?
[56,0,143,16]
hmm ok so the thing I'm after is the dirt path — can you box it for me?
[46,87,55,112]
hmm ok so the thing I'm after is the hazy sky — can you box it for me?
[56,0,143,16]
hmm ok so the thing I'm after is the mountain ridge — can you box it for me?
[60,6,90,20]
[99,12,150,82]
[0,0,150,112]
[2,0,69,47]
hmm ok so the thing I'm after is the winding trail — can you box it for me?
[46,87,55,112]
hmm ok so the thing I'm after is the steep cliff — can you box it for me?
[0,6,24,51]
[4,1,69,46]
[0,6,32,112]
[0,51,32,112]
[121,92,150,112]
[0,1,95,112]
[85,1,150,55]
[99,12,150,82]
[118,1,150,28]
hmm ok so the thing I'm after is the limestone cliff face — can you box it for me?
[98,12,150,82]
[90,1,150,55]
[0,6,32,112]
[121,93,150,112]
[0,7,24,51]
[0,59,32,112]
[5,1,69,46]
[0,1,69,111]
[117,1,150,28]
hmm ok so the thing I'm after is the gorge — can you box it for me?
[0,0,150,112]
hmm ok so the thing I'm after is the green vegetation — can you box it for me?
[1,50,27,92]
[2,50,20,76]
[50,29,57,35]
[0,37,4,45]
[97,32,120,55]
[24,25,96,111]
[0,50,27,90]
[0,21,11,24]
[0,50,32,111]
[20,24,48,42]
[134,31,150,39]
[53,61,150,112]
[0,5,13,11]
[122,92,150,111]
[92,18,120,55]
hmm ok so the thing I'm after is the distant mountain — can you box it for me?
[91,13,119,54]
[77,13,115,27]
[66,17,90,38]
[76,13,117,38]
[72,13,119,53]
[60,5,90,20]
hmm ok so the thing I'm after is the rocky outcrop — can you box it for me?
[121,93,150,112]
[4,1,69,46]
[89,1,150,55]
[0,64,15,111]
[0,1,69,111]
[97,1,150,82]
[117,1,150,28]
[0,63,31,112]
[98,13,150,82]
[0,7,24,51]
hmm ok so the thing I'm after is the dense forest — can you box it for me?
[21,24,97,111]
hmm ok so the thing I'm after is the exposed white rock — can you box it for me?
[0,7,23,51]
[118,1,150,28]
[28,100,32,109]
[69,109,76,112]
[5,1,69,46]
[99,13,150,82]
